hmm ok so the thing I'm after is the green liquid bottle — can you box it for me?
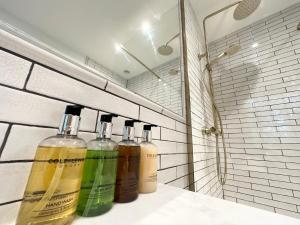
[77,114,118,217]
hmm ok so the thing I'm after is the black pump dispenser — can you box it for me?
[143,124,157,142]
[125,120,140,127]
[100,113,118,123]
[143,124,157,131]
[58,104,84,135]
[65,104,84,116]
[122,120,140,141]
[98,114,118,139]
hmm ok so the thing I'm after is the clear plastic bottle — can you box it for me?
[139,125,158,193]
[114,120,141,203]
[77,114,118,216]
[16,105,87,225]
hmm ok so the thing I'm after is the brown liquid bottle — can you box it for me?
[114,120,141,203]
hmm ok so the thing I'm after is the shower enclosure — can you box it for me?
[192,0,300,219]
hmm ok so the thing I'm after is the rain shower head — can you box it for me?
[233,0,261,20]
[158,33,180,56]
[158,45,173,56]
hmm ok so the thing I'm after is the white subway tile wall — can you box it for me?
[127,58,183,115]
[0,24,190,223]
[209,3,300,218]
[185,1,223,198]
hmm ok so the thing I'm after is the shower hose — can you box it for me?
[203,78,228,186]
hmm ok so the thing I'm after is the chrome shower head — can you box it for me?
[224,44,241,56]
[158,45,173,56]
[233,0,261,20]
[158,33,179,56]
[209,44,241,66]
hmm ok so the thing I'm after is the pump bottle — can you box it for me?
[16,105,87,225]
[114,120,141,203]
[139,124,158,193]
[77,114,118,216]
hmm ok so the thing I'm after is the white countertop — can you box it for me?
[73,184,300,225]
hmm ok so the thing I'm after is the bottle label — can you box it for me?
[16,147,86,223]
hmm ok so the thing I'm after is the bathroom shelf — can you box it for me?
[73,184,300,225]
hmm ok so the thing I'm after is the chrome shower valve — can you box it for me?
[202,126,220,136]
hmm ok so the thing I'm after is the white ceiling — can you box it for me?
[0,0,180,79]
[189,0,300,42]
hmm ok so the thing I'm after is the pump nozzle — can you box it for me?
[124,119,140,127]
[143,124,158,130]
[65,104,84,116]
[100,113,118,122]
[58,104,84,135]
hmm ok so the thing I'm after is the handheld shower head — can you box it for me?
[224,44,241,56]
[233,0,261,20]
[209,44,241,66]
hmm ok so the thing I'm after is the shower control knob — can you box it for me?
[202,126,219,136]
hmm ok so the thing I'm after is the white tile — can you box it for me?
[252,184,293,196]
[0,163,32,203]
[0,86,97,130]
[0,201,21,225]
[0,123,9,148]
[1,125,56,160]
[273,194,300,205]
[175,121,187,133]
[168,176,189,189]
[27,65,139,119]
[152,140,177,154]
[106,81,163,113]
[177,164,189,177]
[139,107,176,129]
[161,128,186,143]
[157,168,176,183]
[0,50,31,88]
[161,155,180,169]
[254,197,297,212]
[0,86,65,126]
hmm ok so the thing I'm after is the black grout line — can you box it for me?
[0,160,33,164]
[23,63,34,89]
[0,199,22,206]
[0,124,12,158]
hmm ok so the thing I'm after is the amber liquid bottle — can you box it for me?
[114,120,141,203]
[16,105,87,225]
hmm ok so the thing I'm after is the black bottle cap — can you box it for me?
[124,119,140,127]
[144,124,158,131]
[100,113,118,122]
[65,104,84,116]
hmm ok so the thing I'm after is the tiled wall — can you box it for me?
[185,0,223,197]
[127,58,183,115]
[209,3,300,219]
[0,28,191,224]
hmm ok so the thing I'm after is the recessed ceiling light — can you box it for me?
[142,21,151,34]
[252,43,259,48]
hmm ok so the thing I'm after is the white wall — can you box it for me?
[127,58,183,115]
